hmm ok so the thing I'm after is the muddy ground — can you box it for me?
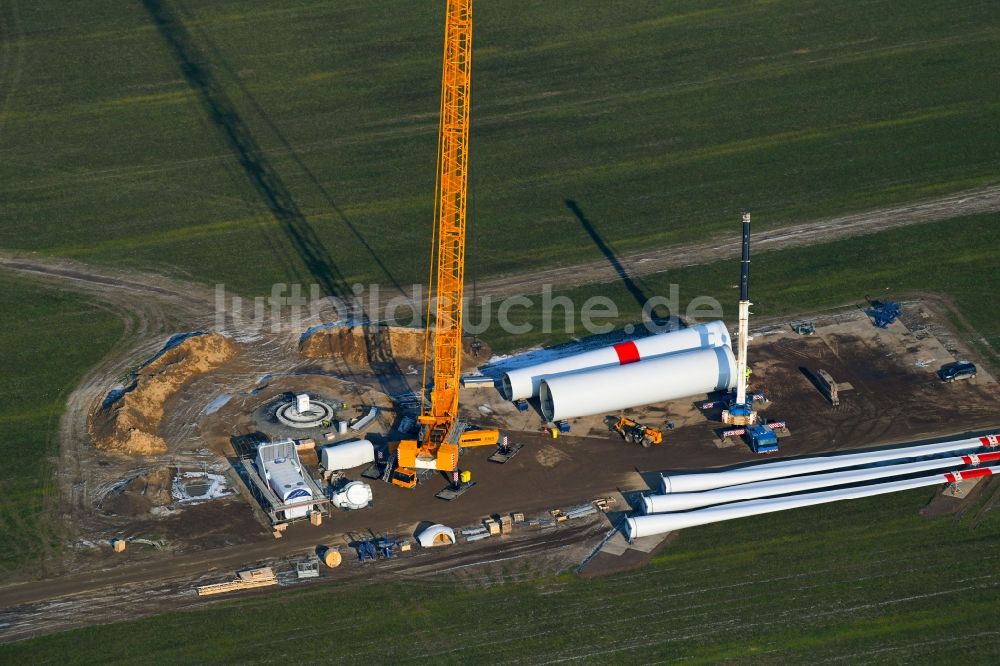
[0,293,996,641]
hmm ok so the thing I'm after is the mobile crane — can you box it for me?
[720,212,779,454]
[390,0,499,489]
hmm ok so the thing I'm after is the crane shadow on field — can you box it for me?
[192,20,406,299]
[565,199,666,319]
[142,0,410,398]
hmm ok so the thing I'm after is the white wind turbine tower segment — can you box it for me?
[539,345,736,422]
[644,450,1000,513]
[501,320,732,401]
[659,434,1000,494]
[626,464,999,540]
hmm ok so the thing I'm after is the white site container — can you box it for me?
[539,345,736,422]
[320,439,375,471]
[502,320,732,401]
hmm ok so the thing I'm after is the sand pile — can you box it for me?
[91,333,238,455]
[301,325,488,370]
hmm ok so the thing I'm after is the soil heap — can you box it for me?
[90,333,238,455]
[300,324,488,370]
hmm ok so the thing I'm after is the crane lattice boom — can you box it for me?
[394,0,498,481]
[426,0,472,425]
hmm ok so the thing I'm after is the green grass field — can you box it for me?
[0,275,123,575]
[477,213,1000,366]
[1,0,998,295]
[3,486,998,663]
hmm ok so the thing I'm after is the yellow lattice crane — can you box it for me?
[392,0,498,488]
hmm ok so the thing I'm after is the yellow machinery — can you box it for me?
[608,416,664,448]
[393,0,499,487]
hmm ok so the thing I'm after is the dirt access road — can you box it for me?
[3,183,1000,310]
[479,184,1000,298]
[0,516,609,642]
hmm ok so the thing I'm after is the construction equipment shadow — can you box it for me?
[565,199,652,314]
[142,0,410,399]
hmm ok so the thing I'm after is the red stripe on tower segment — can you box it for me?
[945,468,994,483]
[962,452,1000,465]
[613,341,641,364]
[980,434,1000,447]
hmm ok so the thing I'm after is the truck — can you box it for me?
[721,421,784,454]
[745,424,779,454]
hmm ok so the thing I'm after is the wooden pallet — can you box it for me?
[197,567,277,596]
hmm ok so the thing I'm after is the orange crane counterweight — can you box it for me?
[394,0,498,485]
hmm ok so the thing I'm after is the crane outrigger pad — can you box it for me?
[488,441,524,464]
[435,480,476,501]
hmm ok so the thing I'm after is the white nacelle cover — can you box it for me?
[256,441,313,504]
[416,524,456,547]
[502,320,732,401]
[320,439,375,471]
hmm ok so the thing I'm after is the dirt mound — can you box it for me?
[101,467,175,516]
[91,333,238,455]
[301,325,489,370]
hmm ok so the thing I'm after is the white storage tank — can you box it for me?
[320,439,375,471]
[539,345,736,422]
[502,320,731,401]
